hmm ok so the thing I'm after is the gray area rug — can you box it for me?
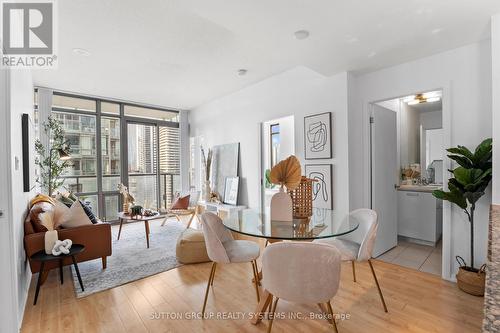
[71,218,185,298]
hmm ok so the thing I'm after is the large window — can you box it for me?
[47,92,180,222]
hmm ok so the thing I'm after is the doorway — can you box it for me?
[260,115,295,211]
[370,90,444,276]
[125,121,180,211]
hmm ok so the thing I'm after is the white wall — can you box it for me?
[492,13,500,204]
[0,68,35,332]
[190,67,350,216]
[349,40,492,280]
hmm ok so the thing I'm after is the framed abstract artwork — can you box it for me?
[305,164,333,210]
[304,112,332,159]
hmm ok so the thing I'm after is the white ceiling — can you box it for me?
[32,0,500,109]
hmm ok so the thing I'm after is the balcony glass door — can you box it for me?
[127,122,158,209]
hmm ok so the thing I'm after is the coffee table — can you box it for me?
[117,212,169,248]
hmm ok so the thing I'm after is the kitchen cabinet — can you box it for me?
[397,190,442,246]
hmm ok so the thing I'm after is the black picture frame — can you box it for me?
[304,112,333,160]
[305,164,333,210]
[22,113,31,192]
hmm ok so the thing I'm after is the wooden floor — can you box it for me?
[21,229,484,333]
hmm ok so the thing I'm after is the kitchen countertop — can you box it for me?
[397,185,442,193]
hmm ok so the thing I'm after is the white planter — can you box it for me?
[44,230,58,255]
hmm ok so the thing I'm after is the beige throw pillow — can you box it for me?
[53,200,70,228]
[59,201,92,229]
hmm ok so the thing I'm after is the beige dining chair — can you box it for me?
[262,242,342,333]
[314,208,388,312]
[200,212,261,317]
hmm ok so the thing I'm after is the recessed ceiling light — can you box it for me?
[431,28,443,35]
[294,30,310,40]
[368,51,377,58]
[237,69,247,76]
[72,48,91,57]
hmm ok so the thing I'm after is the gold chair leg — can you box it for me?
[202,262,217,317]
[326,301,339,333]
[251,260,260,302]
[267,297,279,333]
[368,259,388,313]
[351,261,356,282]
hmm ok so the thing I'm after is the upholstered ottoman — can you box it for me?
[176,228,210,264]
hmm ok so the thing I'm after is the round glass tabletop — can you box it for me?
[222,208,359,241]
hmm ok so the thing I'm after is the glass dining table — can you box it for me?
[222,207,360,241]
[221,207,359,325]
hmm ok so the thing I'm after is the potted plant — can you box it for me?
[432,138,492,296]
[34,116,71,196]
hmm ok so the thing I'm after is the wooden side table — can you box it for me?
[30,244,85,305]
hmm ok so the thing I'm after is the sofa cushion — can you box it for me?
[59,201,93,229]
[176,228,210,264]
[172,195,190,210]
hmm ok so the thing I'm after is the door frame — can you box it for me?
[363,84,452,281]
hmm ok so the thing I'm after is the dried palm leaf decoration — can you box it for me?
[269,155,302,191]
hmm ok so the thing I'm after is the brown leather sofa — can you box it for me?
[24,219,112,280]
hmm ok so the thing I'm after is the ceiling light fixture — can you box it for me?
[237,69,247,76]
[405,92,441,105]
[72,48,91,57]
[294,30,310,40]
[426,97,441,103]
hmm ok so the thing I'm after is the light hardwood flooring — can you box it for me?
[21,222,484,333]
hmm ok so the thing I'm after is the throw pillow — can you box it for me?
[171,194,190,210]
[58,201,93,229]
[38,211,55,231]
[79,200,98,224]
[53,200,71,228]
[30,201,54,233]
[57,195,74,208]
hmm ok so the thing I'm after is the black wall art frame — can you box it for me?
[22,113,33,192]
[304,112,332,160]
[305,164,333,210]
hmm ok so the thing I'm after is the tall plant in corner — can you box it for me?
[432,138,492,271]
[35,115,70,196]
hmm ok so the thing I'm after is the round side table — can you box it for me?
[30,244,85,305]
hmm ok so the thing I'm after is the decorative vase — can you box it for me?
[203,180,211,202]
[44,230,58,255]
[270,186,293,222]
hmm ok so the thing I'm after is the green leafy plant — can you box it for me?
[432,138,492,270]
[265,169,275,189]
[34,116,70,196]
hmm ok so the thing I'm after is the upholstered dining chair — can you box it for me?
[200,212,261,317]
[262,242,342,333]
[314,208,388,312]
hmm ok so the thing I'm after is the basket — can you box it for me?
[288,177,316,219]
